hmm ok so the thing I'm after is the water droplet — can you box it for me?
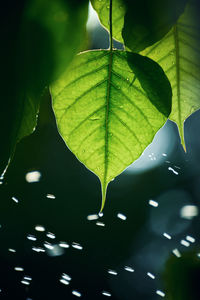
[87,214,99,221]
[35,225,45,232]
[163,232,172,239]
[186,235,195,243]
[102,291,111,297]
[59,241,70,248]
[60,279,70,285]
[46,193,56,199]
[72,290,82,297]
[72,242,83,250]
[180,240,190,247]
[21,280,30,286]
[25,171,41,183]
[147,272,155,279]
[108,269,117,275]
[96,221,105,227]
[156,290,165,297]
[46,232,56,239]
[117,213,127,220]
[14,267,24,272]
[89,116,100,121]
[148,200,158,207]
[168,167,179,175]
[27,234,37,241]
[124,266,134,272]
[12,196,19,203]
[172,248,181,258]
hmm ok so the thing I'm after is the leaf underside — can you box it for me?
[51,50,171,210]
[142,0,200,150]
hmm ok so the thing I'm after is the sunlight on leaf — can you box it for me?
[51,50,171,210]
[142,0,200,150]
[91,0,125,43]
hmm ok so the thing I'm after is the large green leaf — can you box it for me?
[91,0,125,43]
[0,0,88,177]
[142,0,200,149]
[51,50,172,210]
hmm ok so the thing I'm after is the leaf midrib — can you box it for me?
[173,24,182,130]
[104,51,113,188]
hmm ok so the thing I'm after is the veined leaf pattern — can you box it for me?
[51,50,171,210]
[142,0,200,149]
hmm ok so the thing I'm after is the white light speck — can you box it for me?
[102,291,112,297]
[8,248,16,253]
[165,161,171,163]
[62,273,71,281]
[149,200,158,207]
[14,267,24,271]
[108,269,118,275]
[180,240,190,247]
[59,242,70,248]
[147,272,155,279]
[162,153,167,157]
[60,279,70,285]
[12,197,19,203]
[197,253,200,258]
[23,276,32,281]
[72,290,81,297]
[87,214,99,221]
[98,212,103,217]
[21,280,30,286]
[46,232,55,239]
[124,266,134,272]
[27,234,37,241]
[172,248,181,258]
[117,213,127,220]
[186,235,195,243]
[163,232,172,240]
[96,221,105,227]
[44,242,54,250]
[25,171,41,183]
[46,194,56,199]
[180,205,198,220]
[168,167,179,175]
[156,290,165,297]
[72,243,83,250]
[32,246,45,253]
[35,225,45,232]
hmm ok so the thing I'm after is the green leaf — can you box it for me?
[0,0,88,177]
[91,0,125,43]
[142,0,200,150]
[122,0,188,52]
[51,50,172,210]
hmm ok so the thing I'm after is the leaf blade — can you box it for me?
[51,50,172,210]
[142,0,200,149]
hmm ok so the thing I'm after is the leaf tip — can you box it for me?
[100,181,108,213]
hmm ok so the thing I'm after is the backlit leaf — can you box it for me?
[0,0,88,177]
[91,0,125,43]
[51,50,171,210]
[142,0,200,150]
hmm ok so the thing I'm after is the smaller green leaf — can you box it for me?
[142,0,200,150]
[51,50,171,210]
[91,0,125,43]
[0,0,88,177]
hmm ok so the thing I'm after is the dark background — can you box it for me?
[0,5,200,300]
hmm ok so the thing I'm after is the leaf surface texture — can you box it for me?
[142,0,200,149]
[51,50,172,210]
